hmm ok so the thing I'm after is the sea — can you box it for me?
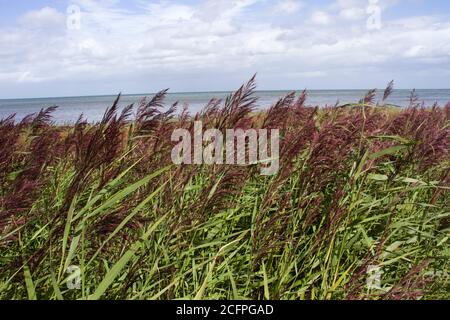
[1,89,449,124]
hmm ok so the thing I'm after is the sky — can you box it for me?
[0,0,449,98]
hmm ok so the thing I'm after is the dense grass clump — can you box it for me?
[0,78,449,300]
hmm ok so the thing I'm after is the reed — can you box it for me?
[0,78,448,300]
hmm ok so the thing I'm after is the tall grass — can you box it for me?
[0,78,449,300]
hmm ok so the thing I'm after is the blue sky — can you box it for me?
[0,0,449,98]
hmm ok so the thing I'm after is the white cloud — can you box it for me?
[18,6,66,29]
[332,0,366,20]
[310,11,332,25]
[274,0,305,14]
[297,71,327,78]
[0,0,449,97]
[404,45,426,58]
[340,7,365,20]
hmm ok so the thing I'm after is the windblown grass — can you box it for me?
[0,78,449,300]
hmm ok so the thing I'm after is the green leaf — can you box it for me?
[368,145,407,160]
[23,264,36,300]
[368,174,388,181]
[262,262,270,300]
[88,214,167,300]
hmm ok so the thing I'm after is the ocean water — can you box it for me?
[1,89,449,124]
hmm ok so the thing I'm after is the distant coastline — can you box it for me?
[1,89,449,123]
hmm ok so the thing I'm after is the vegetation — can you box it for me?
[0,78,449,300]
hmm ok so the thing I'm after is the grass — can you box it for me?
[0,77,449,300]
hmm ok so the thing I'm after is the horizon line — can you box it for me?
[1,88,450,101]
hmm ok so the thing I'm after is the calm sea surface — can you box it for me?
[1,89,449,124]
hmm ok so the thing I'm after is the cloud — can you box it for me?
[297,71,327,78]
[340,7,365,20]
[404,45,426,58]
[310,11,332,25]
[274,0,305,14]
[332,0,366,20]
[0,0,449,97]
[18,6,66,29]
